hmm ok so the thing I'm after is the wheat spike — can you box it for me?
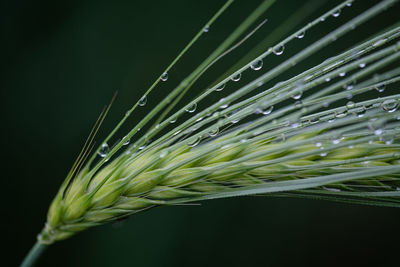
[20,0,400,266]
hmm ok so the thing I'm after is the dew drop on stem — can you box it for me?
[272,44,284,55]
[98,143,110,157]
[368,120,385,136]
[160,72,168,81]
[250,59,263,70]
[344,80,356,90]
[375,83,385,92]
[332,9,341,17]
[159,149,168,158]
[357,106,366,117]
[123,136,130,146]
[291,90,303,100]
[255,105,273,116]
[346,101,355,109]
[215,83,225,91]
[295,31,305,39]
[203,25,210,32]
[139,96,147,106]
[381,99,399,113]
[231,73,242,82]
[185,103,197,113]
[208,127,219,137]
[219,98,228,109]
[187,136,201,147]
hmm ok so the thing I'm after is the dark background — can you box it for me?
[2,0,400,266]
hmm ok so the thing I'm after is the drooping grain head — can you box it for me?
[39,0,400,244]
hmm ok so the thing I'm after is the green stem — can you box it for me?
[20,241,47,267]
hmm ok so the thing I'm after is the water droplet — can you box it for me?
[203,25,210,32]
[250,59,263,70]
[368,120,385,136]
[185,103,197,113]
[315,142,322,147]
[294,101,302,108]
[372,39,386,47]
[212,111,221,119]
[208,127,219,137]
[332,9,341,17]
[272,44,284,55]
[346,2,352,7]
[335,109,348,118]
[231,73,241,82]
[381,99,399,113]
[320,17,326,22]
[139,96,147,106]
[323,102,329,108]
[385,138,394,145]
[346,101,355,109]
[160,72,168,81]
[255,105,274,115]
[359,63,366,68]
[295,31,305,39]
[291,122,301,128]
[344,80,356,90]
[123,136,130,146]
[332,137,342,145]
[262,106,273,115]
[291,90,303,100]
[187,136,201,147]
[170,117,177,123]
[98,143,110,157]
[325,77,331,82]
[339,72,346,77]
[319,151,327,157]
[357,106,366,117]
[215,83,225,91]
[346,93,353,100]
[375,83,385,92]
[219,98,228,109]
[231,118,240,124]
[160,149,168,158]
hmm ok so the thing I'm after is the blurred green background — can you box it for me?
[3,0,400,266]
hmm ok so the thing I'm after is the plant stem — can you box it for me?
[20,241,47,267]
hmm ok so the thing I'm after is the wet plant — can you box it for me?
[21,0,400,266]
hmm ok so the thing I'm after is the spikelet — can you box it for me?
[37,0,400,246]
